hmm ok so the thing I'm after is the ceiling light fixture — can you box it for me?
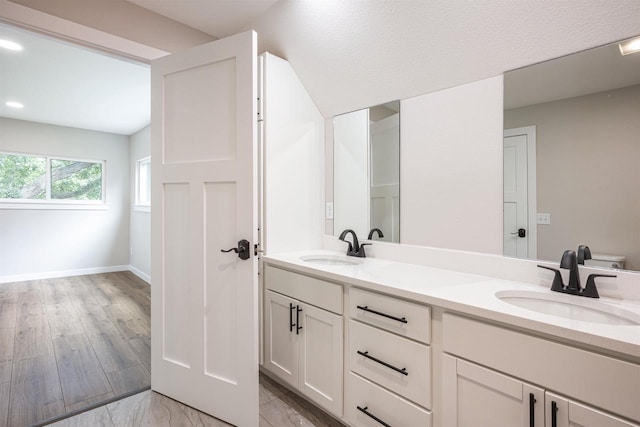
[618,37,640,56]
[6,101,24,109]
[0,39,23,51]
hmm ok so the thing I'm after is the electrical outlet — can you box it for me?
[326,202,334,220]
[537,213,551,225]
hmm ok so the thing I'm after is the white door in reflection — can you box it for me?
[503,126,537,258]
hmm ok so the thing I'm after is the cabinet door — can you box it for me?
[298,302,344,416]
[546,392,640,427]
[264,290,298,388]
[443,355,544,427]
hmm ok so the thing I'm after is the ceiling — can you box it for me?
[0,22,150,135]
[505,38,640,110]
[126,0,279,39]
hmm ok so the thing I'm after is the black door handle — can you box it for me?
[220,239,250,260]
[510,228,526,238]
[551,401,558,427]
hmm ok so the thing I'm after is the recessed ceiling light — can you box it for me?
[619,37,640,56]
[0,39,23,51]
[6,101,24,109]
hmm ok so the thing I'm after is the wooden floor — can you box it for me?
[0,272,151,427]
[50,374,344,427]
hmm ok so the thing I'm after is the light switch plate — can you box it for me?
[537,213,551,225]
[326,202,334,220]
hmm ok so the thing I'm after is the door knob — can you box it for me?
[220,239,251,260]
[510,228,526,238]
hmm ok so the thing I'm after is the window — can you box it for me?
[0,152,105,203]
[135,156,151,209]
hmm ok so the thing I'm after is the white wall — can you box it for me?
[333,108,369,239]
[262,53,324,254]
[401,76,504,254]
[129,125,151,282]
[0,117,130,281]
[505,85,640,270]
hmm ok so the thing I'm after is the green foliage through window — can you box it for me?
[0,154,46,199]
[0,152,104,202]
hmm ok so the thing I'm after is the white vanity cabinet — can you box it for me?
[346,287,432,427]
[443,355,545,427]
[442,313,640,427]
[545,392,640,427]
[263,266,344,417]
[443,356,639,427]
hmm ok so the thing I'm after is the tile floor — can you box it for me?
[48,374,344,427]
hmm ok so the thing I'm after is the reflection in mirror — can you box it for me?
[503,35,640,272]
[334,101,400,243]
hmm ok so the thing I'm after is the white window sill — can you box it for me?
[0,202,108,210]
[133,205,151,213]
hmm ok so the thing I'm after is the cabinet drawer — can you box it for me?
[265,265,343,314]
[346,372,432,427]
[349,320,431,408]
[349,287,430,343]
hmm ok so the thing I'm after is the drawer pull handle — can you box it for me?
[356,305,407,324]
[357,350,408,376]
[529,393,536,427]
[357,406,391,427]
[289,303,295,332]
[296,305,303,335]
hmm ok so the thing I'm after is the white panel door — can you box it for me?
[503,133,529,258]
[151,31,258,427]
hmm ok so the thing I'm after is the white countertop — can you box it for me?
[263,250,640,359]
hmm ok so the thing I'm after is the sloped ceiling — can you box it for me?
[126,0,279,39]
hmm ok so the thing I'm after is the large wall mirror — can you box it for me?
[503,36,640,272]
[333,101,400,243]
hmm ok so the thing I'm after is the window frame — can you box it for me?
[134,155,151,212]
[0,150,107,209]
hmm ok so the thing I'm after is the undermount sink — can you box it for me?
[496,290,640,326]
[300,254,362,266]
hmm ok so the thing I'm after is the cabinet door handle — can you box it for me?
[529,393,536,427]
[356,406,390,427]
[356,305,407,324]
[296,305,303,335]
[357,350,408,376]
[289,303,295,332]
[551,401,558,427]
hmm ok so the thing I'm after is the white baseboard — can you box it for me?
[128,265,151,284]
[0,265,130,284]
